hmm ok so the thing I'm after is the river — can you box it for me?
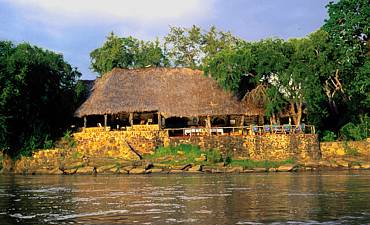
[1,171,370,224]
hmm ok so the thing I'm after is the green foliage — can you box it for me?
[164,25,241,69]
[0,41,80,157]
[230,159,295,169]
[90,32,167,75]
[206,149,223,164]
[340,115,369,141]
[321,130,337,142]
[62,130,77,148]
[146,144,202,165]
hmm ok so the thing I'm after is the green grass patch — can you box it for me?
[145,144,203,165]
[230,158,295,169]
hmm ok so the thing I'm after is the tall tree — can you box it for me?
[90,32,167,76]
[164,25,241,69]
[323,0,370,126]
[0,41,81,157]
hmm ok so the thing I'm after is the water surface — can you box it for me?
[1,171,370,224]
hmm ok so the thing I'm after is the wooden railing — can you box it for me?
[165,124,315,137]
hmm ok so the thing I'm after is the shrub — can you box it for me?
[340,115,369,141]
[321,130,337,142]
[206,149,223,164]
[62,130,77,148]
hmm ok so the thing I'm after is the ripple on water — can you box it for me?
[47,209,129,221]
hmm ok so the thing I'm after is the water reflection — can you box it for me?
[0,171,370,224]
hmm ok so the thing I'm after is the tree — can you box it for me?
[164,25,242,69]
[90,32,167,76]
[164,25,203,68]
[0,41,81,157]
[323,0,370,126]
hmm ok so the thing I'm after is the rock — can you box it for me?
[96,165,117,173]
[216,162,226,167]
[352,165,361,170]
[121,166,134,173]
[277,164,296,172]
[211,168,225,173]
[62,168,78,175]
[129,168,146,174]
[242,169,254,173]
[268,168,277,172]
[147,168,163,173]
[361,164,370,169]
[226,166,243,173]
[253,167,267,172]
[319,160,332,168]
[76,166,96,174]
[144,162,154,170]
[188,165,202,172]
[304,160,319,168]
[335,160,349,168]
[171,164,191,171]
[169,169,184,173]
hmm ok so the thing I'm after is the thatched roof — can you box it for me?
[75,68,263,118]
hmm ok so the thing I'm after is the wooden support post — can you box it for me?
[129,113,133,126]
[104,114,108,127]
[83,116,87,128]
[158,113,162,129]
[240,115,245,126]
[206,115,211,135]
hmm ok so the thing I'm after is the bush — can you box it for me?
[206,149,223,164]
[340,115,369,141]
[62,130,77,148]
[321,130,337,142]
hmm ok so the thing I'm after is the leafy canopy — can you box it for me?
[0,41,81,157]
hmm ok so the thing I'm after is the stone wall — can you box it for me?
[169,134,320,161]
[320,139,369,159]
[73,125,166,158]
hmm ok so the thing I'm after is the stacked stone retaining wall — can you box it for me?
[169,134,320,161]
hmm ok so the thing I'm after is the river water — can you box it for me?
[1,171,370,224]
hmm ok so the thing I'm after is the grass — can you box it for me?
[144,144,295,168]
[144,144,203,165]
[230,159,295,169]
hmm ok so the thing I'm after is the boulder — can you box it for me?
[169,169,184,173]
[253,167,267,172]
[268,168,277,172]
[121,166,134,173]
[144,162,154,170]
[319,160,332,168]
[171,164,191,171]
[129,168,146,174]
[76,166,96,174]
[188,165,203,172]
[226,166,243,173]
[216,162,226,167]
[361,164,370,169]
[277,164,297,172]
[96,165,117,173]
[242,169,254,173]
[352,165,361,170]
[147,168,163,173]
[335,160,349,168]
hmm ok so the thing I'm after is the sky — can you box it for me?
[0,0,331,80]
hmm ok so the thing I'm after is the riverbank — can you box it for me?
[1,148,370,175]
